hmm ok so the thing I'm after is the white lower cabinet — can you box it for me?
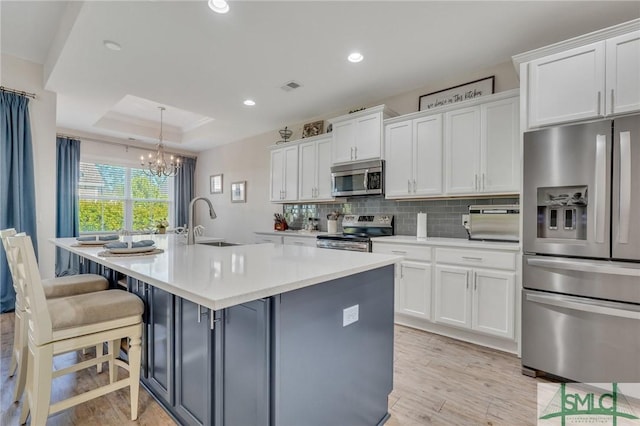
[283,236,317,247]
[434,260,515,339]
[397,261,432,320]
[374,239,518,351]
[254,233,283,244]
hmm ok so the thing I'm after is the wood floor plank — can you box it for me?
[1,312,556,425]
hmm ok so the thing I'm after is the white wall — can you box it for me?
[1,54,58,278]
[195,61,519,241]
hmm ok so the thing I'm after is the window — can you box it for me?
[79,162,173,233]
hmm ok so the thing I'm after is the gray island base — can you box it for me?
[128,265,394,426]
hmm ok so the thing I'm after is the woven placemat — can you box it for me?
[97,248,164,257]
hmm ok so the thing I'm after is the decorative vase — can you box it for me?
[157,227,166,234]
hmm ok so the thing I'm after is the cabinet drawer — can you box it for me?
[372,243,431,262]
[255,235,283,244]
[435,248,515,270]
[283,236,317,247]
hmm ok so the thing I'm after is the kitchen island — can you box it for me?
[51,235,399,426]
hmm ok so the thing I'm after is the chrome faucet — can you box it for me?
[187,197,217,245]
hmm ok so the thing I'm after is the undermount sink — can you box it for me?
[198,241,240,247]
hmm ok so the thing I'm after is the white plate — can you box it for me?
[107,245,156,254]
[77,240,110,246]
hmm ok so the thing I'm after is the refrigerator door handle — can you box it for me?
[526,292,640,320]
[618,131,631,244]
[527,257,640,277]
[593,133,607,243]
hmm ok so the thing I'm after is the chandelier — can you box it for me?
[140,106,181,177]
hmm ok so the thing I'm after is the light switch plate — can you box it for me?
[343,304,359,327]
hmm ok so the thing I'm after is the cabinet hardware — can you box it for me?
[407,179,411,193]
[293,242,304,245]
[611,89,614,115]
[354,146,358,159]
[391,250,407,255]
[462,256,483,261]
[350,147,354,160]
[196,304,207,323]
[482,173,485,191]
[413,179,416,193]
[466,271,469,289]
[597,91,602,116]
[210,309,220,330]
[474,174,478,191]
[474,272,477,291]
[400,264,404,279]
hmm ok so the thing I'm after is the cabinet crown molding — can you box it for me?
[384,89,519,125]
[268,133,331,150]
[328,104,397,124]
[511,18,640,74]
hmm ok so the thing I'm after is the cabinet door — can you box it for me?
[355,113,382,160]
[332,119,356,164]
[147,286,175,406]
[270,149,284,201]
[445,107,480,194]
[434,265,472,329]
[315,138,334,200]
[223,300,271,426]
[384,120,413,198]
[282,145,299,201]
[471,270,515,339]
[414,114,443,196]
[528,41,605,127]
[606,31,640,115]
[397,261,432,320]
[298,141,316,201]
[481,97,520,193]
[174,298,212,426]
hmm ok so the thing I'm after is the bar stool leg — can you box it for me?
[96,343,104,373]
[128,335,142,421]
[30,343,53,426]
[108,339,118,384]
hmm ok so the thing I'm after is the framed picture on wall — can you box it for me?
[231,181,246,203]
[210,174,223,194]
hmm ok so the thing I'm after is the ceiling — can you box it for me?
[2,1,639,153]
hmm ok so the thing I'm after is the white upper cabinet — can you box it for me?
[606,30,640,115]
[298,137,333,202]
[330,105,395,165]
[481,97,520,193]
[445,106,481,194]
[385,116,443,199]
[528,42,605,127]
[445,96,519,195]
[270,144,298,202]
[515,21,640,129]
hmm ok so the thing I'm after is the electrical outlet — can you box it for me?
[462,214,470,229]
[343,304,359,327]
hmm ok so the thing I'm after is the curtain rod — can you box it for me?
[55,132,198,159]
[0,86,37,99]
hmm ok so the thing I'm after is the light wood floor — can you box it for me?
[1,312,553,425]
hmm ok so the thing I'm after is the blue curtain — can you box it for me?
[56,137,81,276]
[0,91,38,313]
[174,156,196,228]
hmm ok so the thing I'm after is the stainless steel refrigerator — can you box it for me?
[522,114,640,382]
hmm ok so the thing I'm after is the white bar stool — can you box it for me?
[1,228,111,403]
[8,234,144,426]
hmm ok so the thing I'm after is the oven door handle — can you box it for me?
[526,257,640,277]
[363,169,369,190]
[526,292,640,320]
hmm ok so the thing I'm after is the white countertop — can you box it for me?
[255,230,329,238]
[372,235,520,251]
[51,235,398,310]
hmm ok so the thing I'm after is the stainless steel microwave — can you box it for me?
[331,160,384,197]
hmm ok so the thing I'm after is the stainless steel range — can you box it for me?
[316,215,394,252]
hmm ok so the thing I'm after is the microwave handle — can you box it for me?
[331,174,337,194]
[363,169,369,190]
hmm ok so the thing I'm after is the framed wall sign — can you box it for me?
[210,174,223,194]
[419,76,495,111]
[231,181,246,203]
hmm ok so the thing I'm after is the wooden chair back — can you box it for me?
[1,228,26,309]
[7,234,53,345]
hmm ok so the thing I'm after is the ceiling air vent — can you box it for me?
[281,80,302,92]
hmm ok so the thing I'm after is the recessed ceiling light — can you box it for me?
[103,40,122,51]
[243,99,256,106]
[208,0,229,14]
[348,52,363,63]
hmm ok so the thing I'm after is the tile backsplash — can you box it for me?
[282,196,519,239]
